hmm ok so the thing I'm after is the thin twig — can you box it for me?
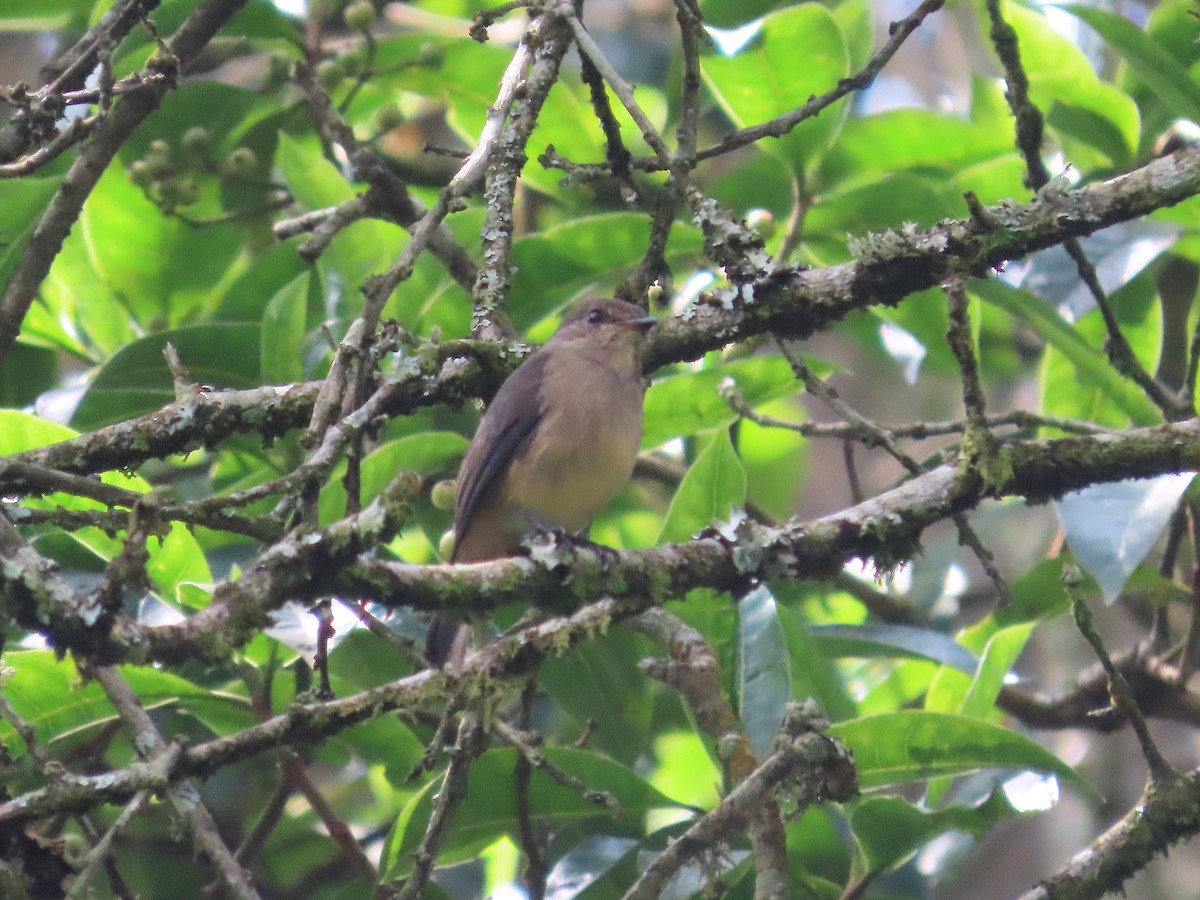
[494,719,621,818]
[1063,568,1176,783]
[282,751,379,883]
[63,791,150,900]
[1177,506,1200,684]
[84,664,262,899]
[621,700,856,900]
[392,712,486,900]
[779,339,1012,604]
[984,0,1183,420]
[0,115,101,177]
[565,15,674,169]
[510,680,548,900]
[692,0,944,164]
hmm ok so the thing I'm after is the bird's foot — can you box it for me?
[522,528,620,570]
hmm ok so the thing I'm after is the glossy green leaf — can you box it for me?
[0,651,253,753]
[0,177,58,296]
[0,411,211,600]
[657,429,746,544]
[702,4,851,173]
[72,323,261,429]
[380,747,681,880]
[972,279,1161,426]
[738,402,807,521]
[959,623,1035,720]
[811,623,980,674]
[1054,278,1162,423]
[508,214,703,331]
[80,166,242,328]
[925,622,1036,804]
[0,343,57,407]
[737,585,791,760]
[1057,474,1195,604]
[820,110,1013,188]
[540,628,657,766]
[545,835,640,897]
[776,604,857,722]
[260,272,310,385]
[643,356,812,449]
[318,431,469,523]
[40,226,139,358]
[850,790,1018,876]
[275,133,407,317]
[0,0,81,28]
[1062,3,1200,125]
[828,711,1086,792]
[1001,2,1139,164]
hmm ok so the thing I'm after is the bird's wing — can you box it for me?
[452,354,546,554]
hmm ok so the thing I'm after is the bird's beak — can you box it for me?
[624,315,659,333]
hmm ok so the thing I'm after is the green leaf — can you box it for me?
[737,585,791,760]
[643,356,812,448]
[820,110,1013,188]
[701,4,851,173]
[0,411,211,601]
[657,429,746,545]
[261,272,310,384]
[828,711,1087,792]
[80,166,242,328]
[0,343,57,407]
[1061,3,1200,125]
[972,278,1161,427]
[508,214,703,331]
[0,651,253,754]
[959,623,1035,720]
[925,622,1036,804]
[850,791,1019,876]
[1057,474,1194,604]
[1001,2,1139,165]
[0,0,81,29]
[318,432,469,524]
[275,133,406,318]
[810,623,981,674]
[776,604,857,722]
[0,177,58,297]
[40,226,139,359]
[72,323,261,429]
[540,628,658,766]
[380,747,681,880]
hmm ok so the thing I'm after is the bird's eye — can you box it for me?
[585,309,605,324]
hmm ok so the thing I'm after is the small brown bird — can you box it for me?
[426,298,658,667]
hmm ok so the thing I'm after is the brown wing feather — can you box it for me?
[451,353,547,559]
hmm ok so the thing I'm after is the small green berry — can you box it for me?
[431,479,457,512]
[222,147,258,179]
[128,159,153,187]
[343,0,375,31]
[315,58,342,90]
[173,177,200,206]
[181,126,211,161]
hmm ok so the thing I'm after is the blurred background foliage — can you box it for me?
[2,0,1200,897]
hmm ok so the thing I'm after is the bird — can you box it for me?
[425,297,658,667]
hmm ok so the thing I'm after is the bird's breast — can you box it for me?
[501,352,644,532]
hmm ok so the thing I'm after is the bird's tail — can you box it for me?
[424,613,469,669]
